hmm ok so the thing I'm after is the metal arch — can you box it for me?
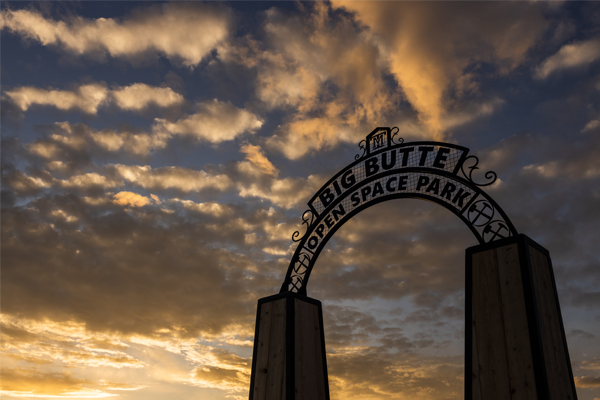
[280,127,517,295]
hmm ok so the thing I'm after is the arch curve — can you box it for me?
[281,127,517,295]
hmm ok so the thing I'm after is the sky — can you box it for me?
[1,1,600,399]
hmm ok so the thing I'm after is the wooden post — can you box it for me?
[249,292,330,400]
[466,234,577,400]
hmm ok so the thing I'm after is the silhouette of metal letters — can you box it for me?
[281,127,517,294]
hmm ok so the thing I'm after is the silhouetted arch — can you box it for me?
[281,127,517,295]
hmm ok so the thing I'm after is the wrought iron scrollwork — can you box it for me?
[460,155,498,187]
[390,126,404,145]
[355,139,367,160]
[291,209,316,242]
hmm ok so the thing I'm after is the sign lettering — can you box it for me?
[282,127,517,294]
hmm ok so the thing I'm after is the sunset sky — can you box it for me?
[2,1,600,399]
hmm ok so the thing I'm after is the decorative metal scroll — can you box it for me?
[281,127,517,295]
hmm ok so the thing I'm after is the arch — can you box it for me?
[280,127,517,295]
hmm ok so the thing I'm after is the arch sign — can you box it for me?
[280,127,517,295]
[249,127,578,400]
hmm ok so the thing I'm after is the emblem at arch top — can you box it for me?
[356,127,405,160]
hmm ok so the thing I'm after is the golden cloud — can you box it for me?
[240,143,279,176]
[112,164,233,193]
[112,191,152,207]
[4,82,184,114]
[0,3,231,67]
[153,100,263,143]
[332,1,546,139]
[4,84,108,114]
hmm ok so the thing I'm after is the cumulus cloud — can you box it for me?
[88,125,170,156]
[0,3,231,67]
[236,172,323,209]
[23,101,260,161]
[535,38,600,79]
[60,172,121,190]
[111,164,233,193]
[110,83,184,110]
[112,191,152,207]
[4,82,184,114]
[171,199,233,218]
[4,83,108,114]
[231,2,546,159]
[267,114,358,160]
[12,162,233,195]
[240,143,279,176]
[250,4,400,158]
[575,376,600,388]
[154,100,263,143]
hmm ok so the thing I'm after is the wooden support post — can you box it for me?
[249,292,330,400]
[466,234,577,400]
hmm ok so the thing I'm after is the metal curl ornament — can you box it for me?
[291,209,316,242]
[390,126,404,145]
[355,139,367,160]
[460,155,498,187]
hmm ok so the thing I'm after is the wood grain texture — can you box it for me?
[472,247,512,399]
[253,298,287,400]
[294,299,327,400]
[496,244,537,400]
[529,245,576,400]
[468,236,577,400]
[471,301,482,400]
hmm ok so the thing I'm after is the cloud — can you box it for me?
[4,82,184,114]
[523,140,600,180]
[575,376,600,388]
[111,164,233,193]
[10,162,233,195]
[1,316,145,370]
[109,83,184,110]
[230,2,545,159]
[267,115,358,160]
[88,126,170,156]
[535,38,600,79]
[0,3,231,67]
[192,364,250,392]
[60,172,121,190]
[219,3,403,159]
[112,191,152,207]
[236,172,323,209]
[583,119,600,132]
[0,192,274,338]
[4,83,108,114]
[171,199,233,218]
[240,143,279,176]
[332,1,547,139]
[0,368,108,398]
[2,170,52,194]
[154,100,263,143]
[23,106,260,162]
